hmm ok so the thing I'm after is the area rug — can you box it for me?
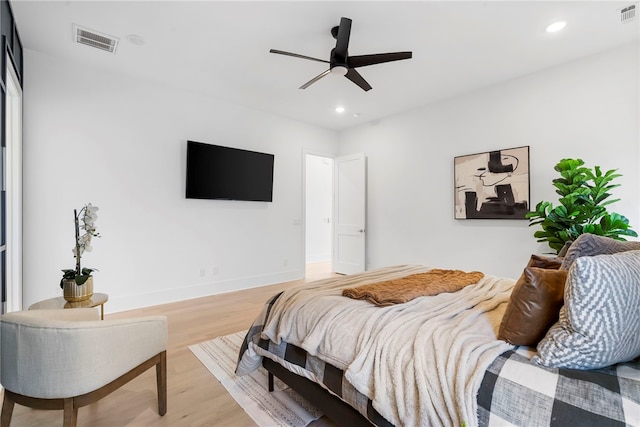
[189,330,323,427]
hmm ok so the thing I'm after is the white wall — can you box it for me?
[22,42,639,311]
[337,43,639,279]
[23,50,337,312]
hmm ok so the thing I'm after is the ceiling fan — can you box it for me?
[270,17,412,92]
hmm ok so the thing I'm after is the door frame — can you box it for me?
[302,149,335,274]
[3,51,22,313]
[302,149,367,276]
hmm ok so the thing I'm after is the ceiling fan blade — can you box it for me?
[334,17,352,62]
[300,69,331,89]
[345,68,372,92]
[269,49,329,64]
[348,52,413,68]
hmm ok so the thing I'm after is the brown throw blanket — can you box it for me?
[342,269,484,306]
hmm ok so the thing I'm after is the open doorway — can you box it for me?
[305,153,333,278]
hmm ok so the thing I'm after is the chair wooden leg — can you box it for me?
[1,392,15,427]
[3,352,166,425]
[62,398,77,427]
[156,350,167,416]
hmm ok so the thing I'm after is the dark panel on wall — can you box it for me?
[0,1,12,58]
[0,0,22,309]
[0,94,4,243]
[12,26,21,81]
[0,38,6,93]
[0,253,5,304]
[0,1,22,88]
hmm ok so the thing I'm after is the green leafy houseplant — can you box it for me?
[526,158,637,253]
[60,203,100,288]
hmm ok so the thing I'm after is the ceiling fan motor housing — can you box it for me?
[330,48,349,74]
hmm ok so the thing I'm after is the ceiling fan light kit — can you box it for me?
[270,17,412,92]
[331,65,348,76]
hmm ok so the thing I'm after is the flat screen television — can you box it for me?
[186,141,274,202]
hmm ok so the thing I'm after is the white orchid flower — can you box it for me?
[85,204,99,218]
[68,203,101,282]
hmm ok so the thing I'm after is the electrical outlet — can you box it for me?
[199,268,206,277]
[212,266,219,275]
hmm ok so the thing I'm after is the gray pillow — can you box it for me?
[533,250,640,369]
[557,240,573,257]
[560,233,640,271]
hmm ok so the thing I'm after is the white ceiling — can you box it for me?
[11,1,639,131]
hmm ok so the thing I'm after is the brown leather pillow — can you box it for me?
[498,267,568,346]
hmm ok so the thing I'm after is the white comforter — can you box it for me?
[260,265,516,427]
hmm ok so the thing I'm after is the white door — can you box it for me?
[333,153,366,274]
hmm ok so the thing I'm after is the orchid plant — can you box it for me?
[60,203,100,287]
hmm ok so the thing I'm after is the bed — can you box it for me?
[236,237,640,427]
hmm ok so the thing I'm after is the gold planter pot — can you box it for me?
[63,276,94,302]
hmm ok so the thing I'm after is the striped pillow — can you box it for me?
[560,233,640,271]
[533,250,640,369]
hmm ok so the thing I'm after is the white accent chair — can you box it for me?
[0,308,168,427]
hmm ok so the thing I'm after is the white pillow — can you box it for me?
[533,250,640,369]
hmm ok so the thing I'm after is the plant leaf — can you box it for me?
[527,158,636,252]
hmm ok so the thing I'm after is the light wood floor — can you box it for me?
[4,263,337,427]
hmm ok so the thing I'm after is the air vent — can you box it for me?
[620,4,636,23]
[73,24,119,53]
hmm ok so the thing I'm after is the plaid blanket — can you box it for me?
[237,288,640,427]
[236,290,392,425]
[255,336,393,426]
[478,347,640,427]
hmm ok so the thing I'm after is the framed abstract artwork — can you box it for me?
[454,146,530,219]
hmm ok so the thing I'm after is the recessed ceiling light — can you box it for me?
[546,21,566,33]
[335,106,345,114]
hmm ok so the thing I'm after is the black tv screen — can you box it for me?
[186,141,274,202]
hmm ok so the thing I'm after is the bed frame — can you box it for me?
[263,358,383,426]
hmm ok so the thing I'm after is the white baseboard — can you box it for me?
[305,255,331,264]
[105,269,303,313]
